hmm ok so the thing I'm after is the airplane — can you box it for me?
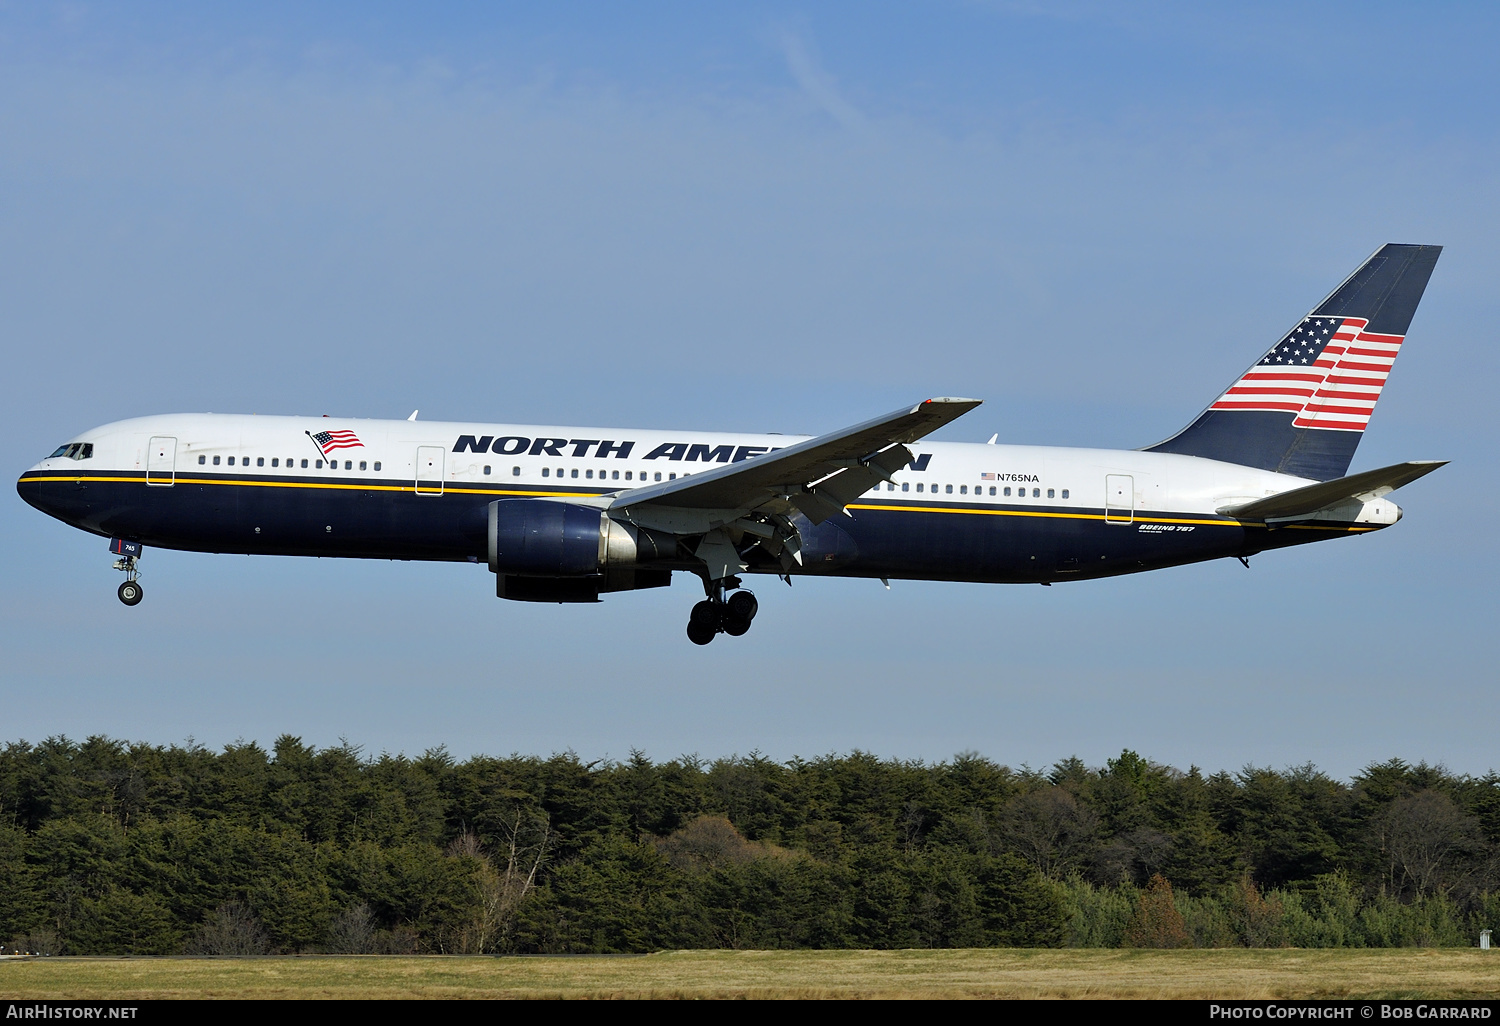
[18,243,1444,645]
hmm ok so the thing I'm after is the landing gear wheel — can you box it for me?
[117,581,143,606]
[687,600,722,645]
[726,590,758,622]
[689,600,721,630]
[722,616,751,637]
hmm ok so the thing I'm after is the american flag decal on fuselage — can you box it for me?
[312,429,363,454]
[1209,316,1403,432]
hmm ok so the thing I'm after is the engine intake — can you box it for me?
[487,499,681,577]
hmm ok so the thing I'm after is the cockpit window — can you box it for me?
[48,443,93,461]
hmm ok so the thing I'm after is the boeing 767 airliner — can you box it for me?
[19,244,1444,643]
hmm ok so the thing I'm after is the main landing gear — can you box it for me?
[686,583,759,645]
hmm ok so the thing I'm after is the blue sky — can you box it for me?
[3,2,1496,778]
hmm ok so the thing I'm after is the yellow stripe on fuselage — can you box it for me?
[15,474,1377,533]
[845,503,1373,532]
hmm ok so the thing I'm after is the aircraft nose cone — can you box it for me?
[16,469,45,512]
[17,467,83,525]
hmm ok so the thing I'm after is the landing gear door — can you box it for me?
[147,436,176,486]
[415,446,445,495]
[1105,474,1133,523]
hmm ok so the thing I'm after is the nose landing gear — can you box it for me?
[685,583,759,645]
[109,538,143,606]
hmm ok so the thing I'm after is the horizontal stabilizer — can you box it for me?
[1217,460,1447,521]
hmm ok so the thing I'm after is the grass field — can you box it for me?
[3,949,1499,1000]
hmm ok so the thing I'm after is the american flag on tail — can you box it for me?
[311,429,363,454]
[1209,315,1403,432]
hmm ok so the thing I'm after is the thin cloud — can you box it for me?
[777,30,867,132]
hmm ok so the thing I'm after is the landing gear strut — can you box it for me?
[112,549,143,607]
[685,580,759,645]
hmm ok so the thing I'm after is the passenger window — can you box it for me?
[1033,488,1040,497]
[343,460,351,470]
[989,486,996,495]
[362,462,369,471]
[228,457,235,466]
[198,455,206,465]
[571,469,579,479]
[483,465,491,475]
[1047,488,1055,498]
[946,484,953,494]
[316,460,324,469]
[542,468,549,477]
[669,473,677,480]
[625,471,633,480]
[213,456,221,465]
[655,472,662,482]
[612,470,619,480]
[301,459,309,468]
[585,469,593,479]
[374,462,381,471]
[271,458,279,467]
[1004,486,1010,496]
[960,485,967,494]
[902,482,909,492]
[257,457,265,467]
[512,466,520,476]
[1062,489,1069,498]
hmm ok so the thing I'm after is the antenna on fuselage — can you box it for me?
[408,410,419,421]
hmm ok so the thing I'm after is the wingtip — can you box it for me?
[918,397,983,409]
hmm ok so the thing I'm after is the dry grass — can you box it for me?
[2,949,1498,1000]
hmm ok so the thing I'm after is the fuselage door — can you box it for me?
[1105,474,1133,523]
[415,446,445,495]
[147,436,177,486]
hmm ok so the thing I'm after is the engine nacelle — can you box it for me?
[489,499,601,576]
[487,499,681,577]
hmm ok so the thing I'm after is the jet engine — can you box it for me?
[486,499,678,602]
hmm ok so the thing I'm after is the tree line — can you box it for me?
[0,737,1495,954]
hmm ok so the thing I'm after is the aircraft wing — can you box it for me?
[605,398,979,579]
[1216,460,1447,521]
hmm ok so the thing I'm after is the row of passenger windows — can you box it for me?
[886,482,1068,499]
[189,453,1066,499]
[538,467,670,481]
[471,465,681,482]
[198,455,382,471]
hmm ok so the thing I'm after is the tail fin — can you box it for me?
[1147,243,1441,480]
